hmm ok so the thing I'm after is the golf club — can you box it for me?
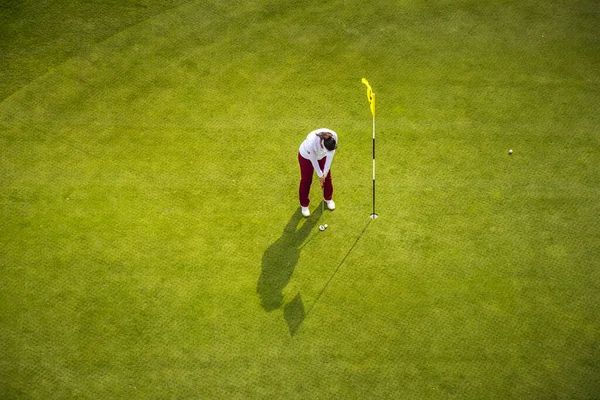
[319,185,328,231]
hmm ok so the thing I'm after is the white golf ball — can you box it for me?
[324,224,328,228]
[319,225,325,231]
[508,149,513,155]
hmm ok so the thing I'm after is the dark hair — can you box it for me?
[324,137,337,151]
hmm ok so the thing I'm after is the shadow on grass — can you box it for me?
[283,293,305,336]
[257,206,322,313]
[291,218,372,336]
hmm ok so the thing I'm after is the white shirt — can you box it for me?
[299,128,338,178]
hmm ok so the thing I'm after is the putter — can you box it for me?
[319,185,328,231]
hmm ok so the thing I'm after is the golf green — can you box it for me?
[1,0,599,398]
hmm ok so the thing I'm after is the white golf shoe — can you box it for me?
[301,206,310,217]
[325,199,335,210]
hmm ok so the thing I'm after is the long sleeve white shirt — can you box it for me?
[299,128,338,178]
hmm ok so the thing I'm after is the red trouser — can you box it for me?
[298,152,333,207]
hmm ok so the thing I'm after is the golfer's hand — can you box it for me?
[320,176,326,187]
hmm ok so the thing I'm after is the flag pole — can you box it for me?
[371,113,377,219]
[362,78,378,219]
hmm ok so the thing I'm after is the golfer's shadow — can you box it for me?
[257,206,322,315]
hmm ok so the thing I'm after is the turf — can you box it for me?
[1,0,599,398]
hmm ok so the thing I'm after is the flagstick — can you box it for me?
[362,78,378,219]
[370,114,378,219]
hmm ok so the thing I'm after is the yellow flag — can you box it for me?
[361,78,375,116]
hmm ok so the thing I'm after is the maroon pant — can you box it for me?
[298,152,333,207]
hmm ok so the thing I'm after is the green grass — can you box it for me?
[1,0,599,398]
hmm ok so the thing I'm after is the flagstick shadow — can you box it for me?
[289,218,372,336]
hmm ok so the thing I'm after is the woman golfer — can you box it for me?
[298,128,338,217]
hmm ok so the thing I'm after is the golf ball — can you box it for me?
[509,149,513,155]
[319,225,325,231]
[324,224,328,228]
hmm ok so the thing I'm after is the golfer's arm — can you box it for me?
[310,158,324,177]
[323,150,335,176]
